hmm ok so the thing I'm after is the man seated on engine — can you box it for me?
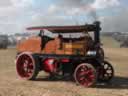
[54,34,63,50]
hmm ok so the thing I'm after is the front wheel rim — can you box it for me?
[98,61,114,81]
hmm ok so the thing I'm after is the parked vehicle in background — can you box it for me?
[120,38,128,48]
[0,35,8,49]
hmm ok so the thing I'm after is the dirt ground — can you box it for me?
[0,48,128,96]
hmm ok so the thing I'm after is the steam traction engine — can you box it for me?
[16,21,114,87]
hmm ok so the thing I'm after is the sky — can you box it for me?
[0,0,127,34]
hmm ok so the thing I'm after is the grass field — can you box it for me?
[101,36,120,48]
[0,37,128,96]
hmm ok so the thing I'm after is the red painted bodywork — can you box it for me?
[43,58,57,73]
[61,58,70,63]
[43,58,70,73]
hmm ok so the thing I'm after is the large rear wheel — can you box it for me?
[16,52,39,80]
[74,63,97,87]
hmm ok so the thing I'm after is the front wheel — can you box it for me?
[98,61,114,82]
[74,63,97,87]
[16,52,39,80]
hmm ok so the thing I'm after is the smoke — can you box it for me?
[0,0,12,7]
[56,0,91,7]
[0,0,123,35]
[52,0,120,23]
[29,0,121,30]
[89,9,98,21]
[83,5,98,21]
[28,0,122,32]
[101,8,128,32]
[92,0,120,9]
[52,0,98,23]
